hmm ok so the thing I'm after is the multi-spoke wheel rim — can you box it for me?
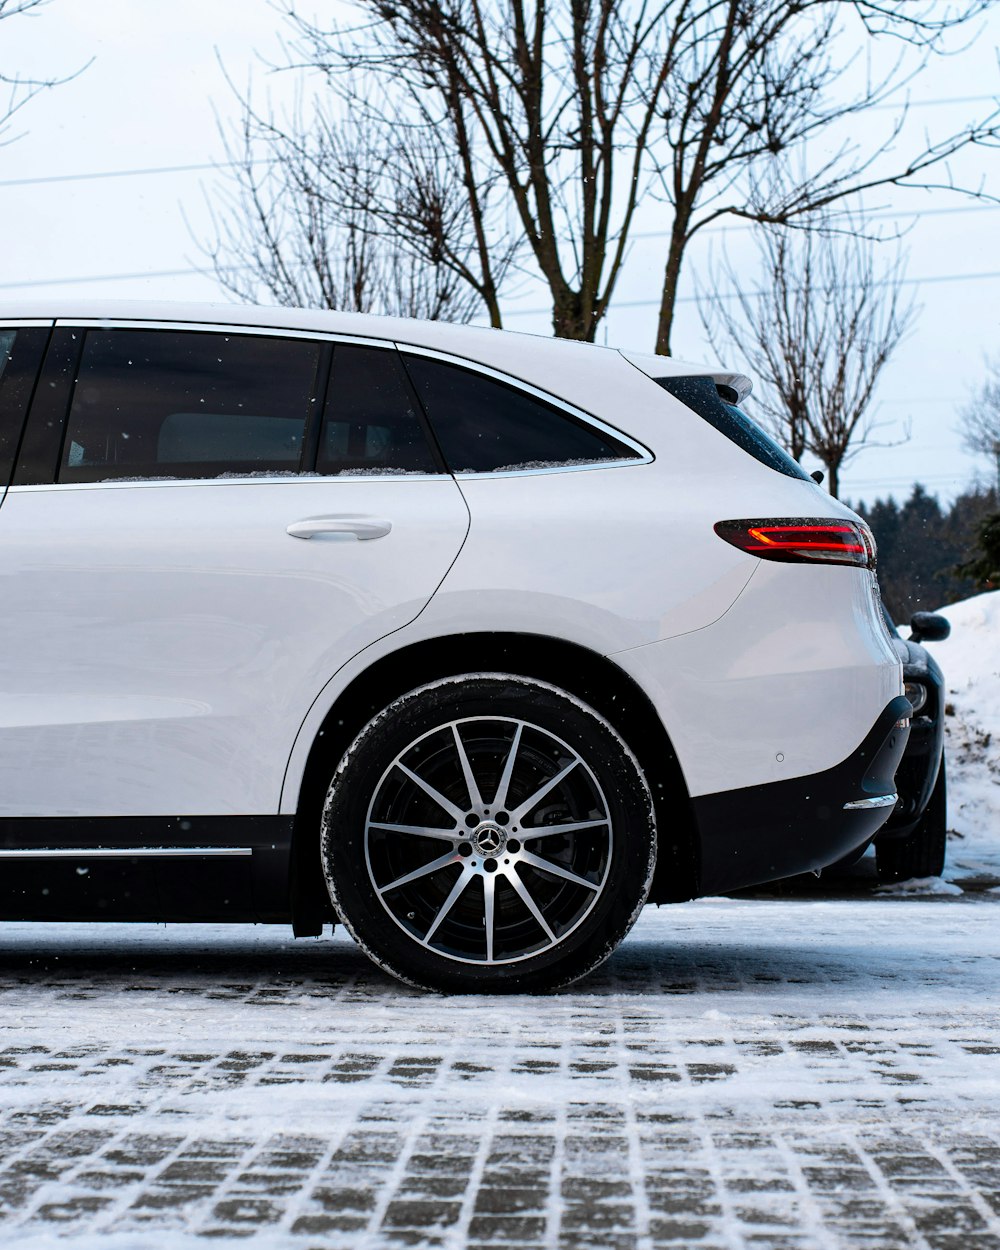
[364,716,613,965]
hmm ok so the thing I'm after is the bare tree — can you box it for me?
[646,2,997,353]
[206,0,997,346]
[1,1,86,149]
[960,359,1000,493]
[201,96,492,322]
[699,225,916,498]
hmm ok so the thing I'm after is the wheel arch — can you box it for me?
[289,632,699,934]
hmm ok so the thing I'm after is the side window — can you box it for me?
[1,327,49,488]
[318,345,438,475]
[59,330,323,483]
[401,354,640,474]
[0,330,15,384]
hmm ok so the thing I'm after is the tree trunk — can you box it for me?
[484,289,503,329]
[655,219,688,356]
[552,291,597,341]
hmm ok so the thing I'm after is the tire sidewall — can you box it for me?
[877,758,947,883]
[321,674,656,992]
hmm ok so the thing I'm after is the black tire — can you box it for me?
[321,674,656,992]
[876,758,947,884]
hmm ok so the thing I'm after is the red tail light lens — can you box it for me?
[714,518,876,569]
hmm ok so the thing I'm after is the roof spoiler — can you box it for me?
[619,350,752,404]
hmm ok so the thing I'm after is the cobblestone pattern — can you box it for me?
[0,904,997,1248]
[0,1066,998,1247]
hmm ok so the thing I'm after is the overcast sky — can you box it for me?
[2,0,998,504]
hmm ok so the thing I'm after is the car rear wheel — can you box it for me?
[321,674,656,992]
[876,759,947,884]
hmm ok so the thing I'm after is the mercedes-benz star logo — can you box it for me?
[471,823,507,856]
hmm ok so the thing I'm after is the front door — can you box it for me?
[0,324,468,915]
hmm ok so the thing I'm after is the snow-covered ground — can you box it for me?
[0,899,998,1249]
[932,591,1000,886]
[0,592,996,1248]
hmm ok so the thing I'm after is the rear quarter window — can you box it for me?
[402,354,641,474]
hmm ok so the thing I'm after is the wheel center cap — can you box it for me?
[471,822,507,856]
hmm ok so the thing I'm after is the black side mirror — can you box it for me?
[909,612,951,644]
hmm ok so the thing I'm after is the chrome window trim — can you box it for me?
[396,342,653,472]
[54,318,397,349]
[453,460,651,480]
[0,847,253,858]
[0,319,55,328]
[7,473,448,494]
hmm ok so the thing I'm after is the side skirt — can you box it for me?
[0,816,294,922]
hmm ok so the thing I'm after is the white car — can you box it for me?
[0,303,907,991]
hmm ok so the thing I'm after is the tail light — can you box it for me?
[714,518,876,569]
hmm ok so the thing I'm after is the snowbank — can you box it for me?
[928,590,1000,878]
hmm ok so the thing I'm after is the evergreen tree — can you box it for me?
[854,484,997,622]
[955,514,1000,590]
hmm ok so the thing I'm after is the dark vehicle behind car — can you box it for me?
[876,609,951,883]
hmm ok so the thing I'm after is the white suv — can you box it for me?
[0,304,906,991]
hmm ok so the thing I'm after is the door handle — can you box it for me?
[286,517,392,541]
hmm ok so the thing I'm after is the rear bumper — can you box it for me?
[693,696,911,894]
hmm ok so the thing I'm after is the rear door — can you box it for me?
[0,323,469,840]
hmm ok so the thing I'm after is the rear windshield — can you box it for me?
[654,375,811,481]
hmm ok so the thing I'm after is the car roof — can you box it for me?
[1,300,757,443]
[0,298,732,381]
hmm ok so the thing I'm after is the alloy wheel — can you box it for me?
[364,716,613,965]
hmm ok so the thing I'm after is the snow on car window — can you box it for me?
[487,456,625,473]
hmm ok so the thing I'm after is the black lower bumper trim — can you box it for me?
[693,696,911,895]
[0,815,294,922]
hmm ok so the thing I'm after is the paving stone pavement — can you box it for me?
[0,896,998,1248]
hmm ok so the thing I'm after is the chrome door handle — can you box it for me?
[286,517,392,541]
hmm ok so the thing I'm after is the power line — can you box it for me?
[844,476,973,489]
[1,262,999,298]
[631,201,1000,241]
[1,252,998,304]
[5,157,993,246]
[0,92,996,189]
[501,268,1000,317]
[695,266,1000,299]
[0,267,212,290]
[868,94,999,112]
[876,398,972,406]
[4,164,995,267]
[0,160,246,189]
